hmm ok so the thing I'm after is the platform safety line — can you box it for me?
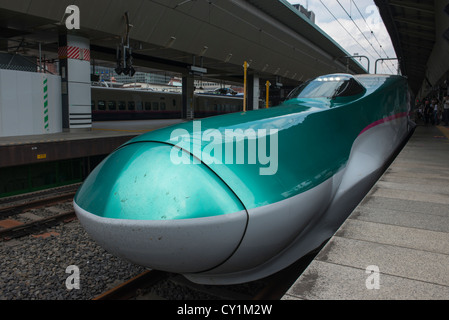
[0,139,68,146]
[92,128,155,133]
[43,75,49,132]
[436,126,449,141]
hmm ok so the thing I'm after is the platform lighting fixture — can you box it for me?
[224,53,232,63]
[165,36,177,48]
[174,0,212,8]
[174,0,195,8]
[200,46,208,56]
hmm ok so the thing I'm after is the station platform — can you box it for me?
[0,119,184,168]
[283,124,449,300]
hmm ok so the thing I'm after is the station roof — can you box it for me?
[246,0,355,65]
[374,0,435,95]
[375,0,449,98]
[0,0,366,86]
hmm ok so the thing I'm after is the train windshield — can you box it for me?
[287,75,365,100]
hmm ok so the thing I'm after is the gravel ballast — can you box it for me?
[0,221,147,300]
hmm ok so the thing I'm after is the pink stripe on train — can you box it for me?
[359,112,408,136]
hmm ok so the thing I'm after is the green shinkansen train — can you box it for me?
[75,73,415,285]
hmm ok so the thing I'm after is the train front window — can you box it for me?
[287,75,365,100]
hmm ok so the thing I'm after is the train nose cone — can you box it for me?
[73,142,247,273]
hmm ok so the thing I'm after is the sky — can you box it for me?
[286,0,398,74]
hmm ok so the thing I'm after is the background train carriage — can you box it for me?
[91,87,244,120]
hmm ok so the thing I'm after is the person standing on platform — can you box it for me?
[432,99,439,125]
[424,100,431,125]
[443,95,449,126]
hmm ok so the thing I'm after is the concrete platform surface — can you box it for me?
[0,119,185,146]
[0,119,185,167]
[283,125,449,300]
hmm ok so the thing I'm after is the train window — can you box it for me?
[160,102,166,110]
[136,101,143,111]
[153,102,159,110]
[145,102,151,110]
[128,101,135,110]
[98,100,106,110]
[118,101,126,110]
[108,101,116,110]
[173,99,176,106]
[334,78,366,97]
[91,100,95,110]
[287,75,366,100]
[214,104,218,111]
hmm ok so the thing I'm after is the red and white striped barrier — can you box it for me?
[58,46,90,61]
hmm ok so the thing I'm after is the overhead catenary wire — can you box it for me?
[335,0,395,74]
[336,0,382,57]
[350,0,397,72]
[318,0,374,62]
[318,0,396,74]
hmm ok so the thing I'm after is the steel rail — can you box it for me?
[0,210,76,240]
[92,270,168,300]
[0,193,75,219]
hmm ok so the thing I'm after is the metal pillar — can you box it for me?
[58,33,92,131]
[375,58,400,75]
[247,73,260,110]
[182,74,195,119]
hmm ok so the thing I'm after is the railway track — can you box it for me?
[0,183,80,207]
[0,193,75,218]
[0,186,77,241]
[0,184,320,301]
[93,270,169,300]
[92,251,319,300]
[0,210,76,240]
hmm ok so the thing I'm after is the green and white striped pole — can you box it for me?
[43,75,49,132]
